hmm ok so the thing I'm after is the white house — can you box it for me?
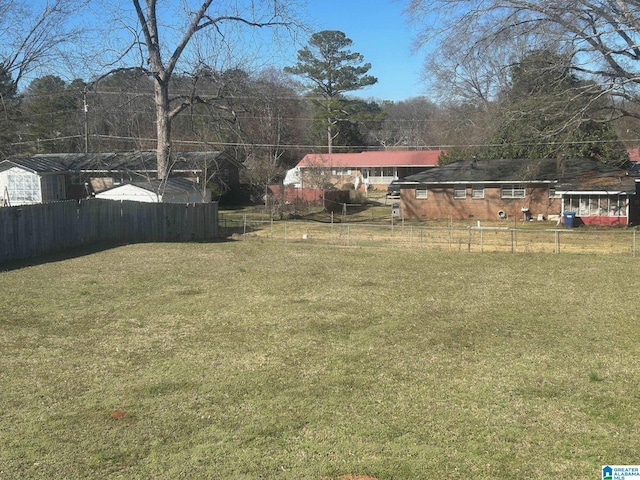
[95,178,211,204]
[289,150,441,190]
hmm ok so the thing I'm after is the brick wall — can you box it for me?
[401,184,562,221]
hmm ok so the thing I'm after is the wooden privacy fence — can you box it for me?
[0,199,218,263]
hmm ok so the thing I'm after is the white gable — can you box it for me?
[96,184,159,202]
[283,167,302,187]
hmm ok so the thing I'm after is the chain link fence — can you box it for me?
[219,212,640,255]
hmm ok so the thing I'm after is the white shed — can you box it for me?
[95,178,211,204]
[0,160,67,206]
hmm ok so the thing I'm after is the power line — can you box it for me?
[7,133,640,152]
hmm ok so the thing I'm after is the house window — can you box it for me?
[472,185,484,199]
[564,194,628,217]
[501,184,526,198]
[453,185,466,199]
[8,172,41,203]
[415,188,428,199]
[549,186,561,198]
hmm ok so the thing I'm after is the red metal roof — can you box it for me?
[297,150,442,168]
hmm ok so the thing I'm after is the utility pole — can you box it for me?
[83,88,89,153]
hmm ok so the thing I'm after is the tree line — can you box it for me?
[1,55,635,186]
[0,64,445,164]
[2,0,640,191]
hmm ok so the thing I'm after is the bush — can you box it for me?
[350,190,365,203]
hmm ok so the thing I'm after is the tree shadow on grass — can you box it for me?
[0,238,236,272]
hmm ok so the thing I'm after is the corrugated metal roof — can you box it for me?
[296,150,442,168]
[3,151,230,174]
[401,157,635,192]
[1,156,70,173]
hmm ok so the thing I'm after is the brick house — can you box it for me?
[285,150,441,191]
[398,157,639,225]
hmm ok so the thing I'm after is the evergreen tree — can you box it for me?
[488,50,628,165]
[23,75,84,153]
[0,64,21,156]
[441,50,629,165]
[285,30,377,153]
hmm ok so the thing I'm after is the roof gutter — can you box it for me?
[556,190,635,195]
[398,180,557,186]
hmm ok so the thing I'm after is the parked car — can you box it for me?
[387,180,401,197]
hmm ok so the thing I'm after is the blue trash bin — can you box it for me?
[563,211,576,227]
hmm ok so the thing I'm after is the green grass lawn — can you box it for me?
[1,242,638,479]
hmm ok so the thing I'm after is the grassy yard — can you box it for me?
[1,241,638,479]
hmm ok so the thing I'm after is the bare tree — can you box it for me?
[0,0,85,87]
[376,96,440,148]
[91,0,302,179]
[0,1,86,155]
[408,0,640,124]
[238,68,304,203]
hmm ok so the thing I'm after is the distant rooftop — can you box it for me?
[2,151,233,174]
[296,150,442,168]
[401,157,635,192]
[102,178,203,195]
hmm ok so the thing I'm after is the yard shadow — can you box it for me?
[0,238,235,272]
[299,204,387,223]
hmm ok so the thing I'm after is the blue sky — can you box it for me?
[23,0,426,101]
[304,0,426,102]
